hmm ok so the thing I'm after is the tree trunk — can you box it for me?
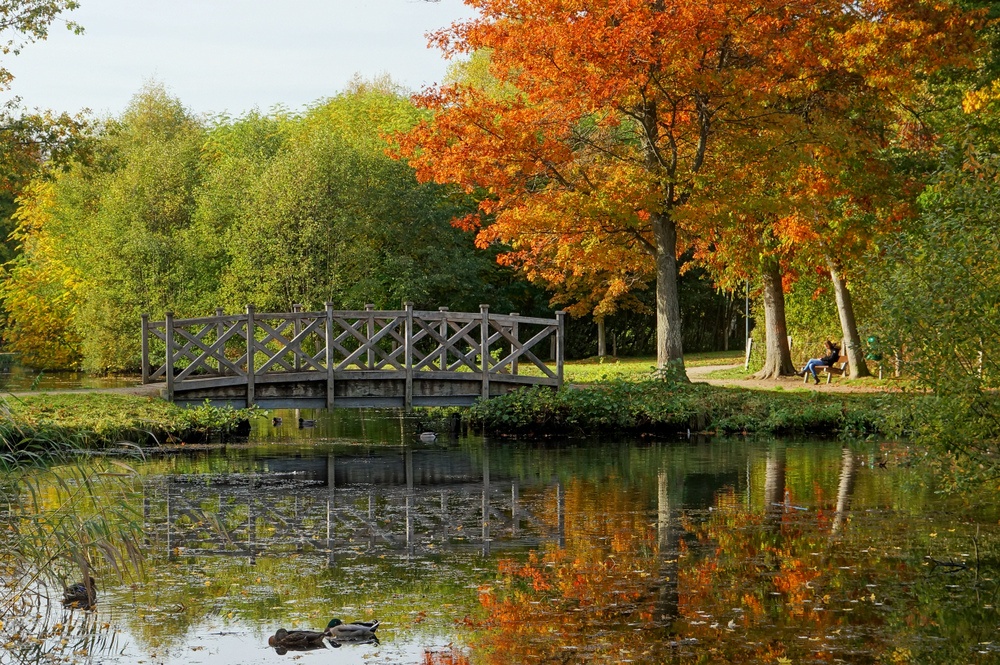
[652,213,686,375]
[830,448,857,536]
[753,261,796,379]
[654,469,680,622]
[764,445,787,525]
[827,258,871,378]
[597,318,606,358]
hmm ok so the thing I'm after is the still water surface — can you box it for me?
[3,409,999,664]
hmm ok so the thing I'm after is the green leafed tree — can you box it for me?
[35,84,207,372]
[219,78,504,313]
[874,153,1000,476]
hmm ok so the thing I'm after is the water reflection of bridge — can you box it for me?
[141,450,568,560]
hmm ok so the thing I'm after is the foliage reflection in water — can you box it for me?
[1,410,998,664]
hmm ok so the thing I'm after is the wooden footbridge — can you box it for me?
[141,303,564,409]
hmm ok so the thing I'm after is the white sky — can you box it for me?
[2,0,476,118]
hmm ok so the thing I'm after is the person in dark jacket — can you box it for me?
[797,340,840,384]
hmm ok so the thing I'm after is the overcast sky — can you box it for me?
[2,0,476,118]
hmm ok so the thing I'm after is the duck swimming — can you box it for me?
[268,627,339,654]
[324,618,380,642]
[62,577,97,609]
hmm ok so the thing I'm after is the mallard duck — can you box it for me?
[272,417,282,426]
[418,431,438,443]
[298,417,316,428]
[268,627,339,654]
[324,618,380,642]
[62,577,97,609]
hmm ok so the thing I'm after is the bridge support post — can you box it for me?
[365,304,375,369]
[510,313,519,375]
[141,313,150,385]
[292,304,302,372]
[326,302,335,409]
[246,304,255,407]
[215,308,225,375]
[164,312,174,400]
[404,302,414,411]
[556,310,566,389]
[438,307,449,370]
[480,304,490,400]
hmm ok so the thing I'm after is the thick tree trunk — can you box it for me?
[831,448,857,536]
[753,261,796,379]
[654,469,680,622]
[652,213,686,375]
[764,445,787,526]
[827,258,870,378]
[597,318,606,358]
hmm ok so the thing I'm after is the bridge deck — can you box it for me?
[142,303,564,408]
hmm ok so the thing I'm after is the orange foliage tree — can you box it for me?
[400,0,981,373]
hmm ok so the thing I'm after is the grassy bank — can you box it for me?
[1,393,257,452]
[557,350,743,383]
[469,381,905,437]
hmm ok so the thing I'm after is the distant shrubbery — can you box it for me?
[469,382,900,437]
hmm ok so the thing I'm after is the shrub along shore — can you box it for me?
[1,393,256,453]
[3,380,914,454]
[468,382,909,438]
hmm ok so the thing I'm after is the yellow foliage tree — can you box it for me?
[0,179,82,369]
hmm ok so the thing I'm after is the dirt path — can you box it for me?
[8,365,886,399]
[687,363,887,393]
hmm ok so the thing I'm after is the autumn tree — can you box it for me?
[0,179,82,368]
[0,0,81,91]
[401,0,980,376]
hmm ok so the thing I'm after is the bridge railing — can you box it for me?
[142,303,565,406]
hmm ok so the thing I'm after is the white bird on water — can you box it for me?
[419,431,438,443]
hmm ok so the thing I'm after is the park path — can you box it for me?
[687,363,886,393]
[6,364,885,399]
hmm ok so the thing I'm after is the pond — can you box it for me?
[0,358,140,392]
[2,409,998,665]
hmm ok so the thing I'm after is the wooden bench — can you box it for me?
[803,355,849,384]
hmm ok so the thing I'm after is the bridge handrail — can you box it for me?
[141,303,565,407]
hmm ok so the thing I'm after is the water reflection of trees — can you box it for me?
[466,444,1000,664]
[0,459,143,664]
[4,440,998,664]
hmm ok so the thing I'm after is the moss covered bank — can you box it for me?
[468,382,909,438]
[1,393,256,452]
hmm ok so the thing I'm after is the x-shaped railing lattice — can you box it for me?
[142,305,565,405]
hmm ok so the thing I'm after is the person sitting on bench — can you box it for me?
[797,340,839,384]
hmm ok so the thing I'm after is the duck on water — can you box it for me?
[268,618,380,653]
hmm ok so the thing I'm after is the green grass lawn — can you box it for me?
[562,350,743,384]
[1,393,257,449]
